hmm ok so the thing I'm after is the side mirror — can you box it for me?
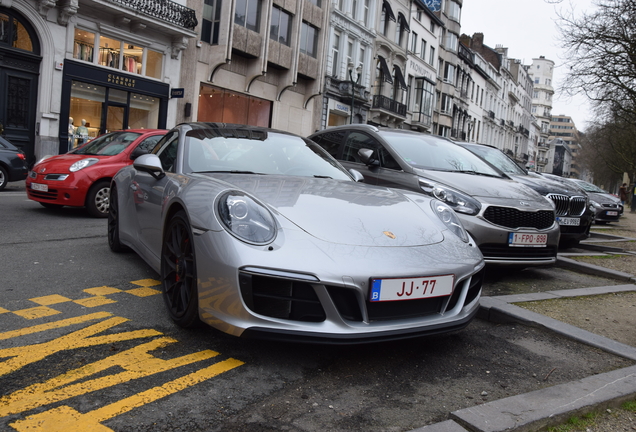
[358,148,379,166]
[133,154,165,180]
[130,146,149,160]
[349,169,365,182]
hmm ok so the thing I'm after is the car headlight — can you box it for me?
[217,191,276,244]
[419,179,481,215]
[69,158,99,172]
[589,200,602,209]
[431,200,469,243]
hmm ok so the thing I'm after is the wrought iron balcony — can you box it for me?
[372,95,406,117]
[107,0,198,30]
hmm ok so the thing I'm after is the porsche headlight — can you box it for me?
[70,158,99,172]
[419,179,481,215]
[431,200,469,243]
[217,191,276,244]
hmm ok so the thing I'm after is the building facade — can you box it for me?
[528,56,554,173]
[1,0,196,165]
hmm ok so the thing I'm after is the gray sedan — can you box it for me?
[309,125,560,266]
[108,123,484,343]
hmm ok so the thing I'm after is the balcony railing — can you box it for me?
[488,110,495,119]
[372,95,406,117]
[107,0,198,30]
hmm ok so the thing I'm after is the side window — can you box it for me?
[155,132,179,172]
[137,135,164,153]
[344,132,400,169]
[311,130,346,158]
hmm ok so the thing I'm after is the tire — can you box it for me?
[86,180,110,218]
[0,165,7,190]
[108,185,128,252]
[559,238,580,249]
[40,202,63,209]
[161,210,201,328]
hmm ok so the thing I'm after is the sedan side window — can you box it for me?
[312,130,346,158]
[137,135,164,153]
[344,132,400,170]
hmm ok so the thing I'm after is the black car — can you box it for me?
[455,142,593,248]
[0,136,28,190]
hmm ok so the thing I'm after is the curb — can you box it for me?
[408,281,636,432]
[556,256,636,282]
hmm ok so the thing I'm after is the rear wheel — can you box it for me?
[161,210,201,328]
[0,166,8,190]
[86,180,110,218]
[108,185,128,252]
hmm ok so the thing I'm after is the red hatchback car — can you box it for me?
[26,129,166,217]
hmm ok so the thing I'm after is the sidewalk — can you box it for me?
[410,215,636,432]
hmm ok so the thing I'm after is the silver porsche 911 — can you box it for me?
[108,123,485,343]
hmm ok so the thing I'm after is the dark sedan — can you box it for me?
[0,136,28,190]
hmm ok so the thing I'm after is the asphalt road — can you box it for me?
[0,184,632,432]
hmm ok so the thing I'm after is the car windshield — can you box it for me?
[184,129,353,180]
[461,143,526,175]
[380,132,502,177]
[73,132,141,156]
[573,180,606,193]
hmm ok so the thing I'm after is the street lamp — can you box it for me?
[348,63,362,124]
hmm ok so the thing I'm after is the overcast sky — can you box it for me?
[460,0,596,131]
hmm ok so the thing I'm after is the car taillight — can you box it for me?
[17,153,25,160]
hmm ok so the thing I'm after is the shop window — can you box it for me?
[96,34,163,78]
[145,49,163,79]
[70,81,106,147]
[198,85,271,127]
[73,29,95,62]
[130,94,160,130]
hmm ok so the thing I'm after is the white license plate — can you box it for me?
[557,217,580,226]
[31,183,48,192]
[508,232,548,247]
[606,211,618,216]
[370,274,454,302]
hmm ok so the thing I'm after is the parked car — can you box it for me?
[454,142,593,248]
[26,129,166,217]
[0,136,29,190]
[560,177,623,224]
[309,125,560,266]
[109,123,485,342]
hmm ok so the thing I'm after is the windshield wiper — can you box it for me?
[453,170,501,178]
[313,175,332,179]
[195,170,265,175]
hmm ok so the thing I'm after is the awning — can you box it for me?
[394,65,408,89]
[382,0,396,22]
[378,56,393,84]
[397,12,410,32]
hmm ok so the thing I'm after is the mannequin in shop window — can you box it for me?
[76,119,89,146]
[68,117,75,150]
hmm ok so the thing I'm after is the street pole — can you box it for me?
[349,65,362,124]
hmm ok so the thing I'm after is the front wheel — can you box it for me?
[86,180,110,218]
[161,210,201,328]
[0,166,7,190]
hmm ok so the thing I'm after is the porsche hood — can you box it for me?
[212,174,446,247]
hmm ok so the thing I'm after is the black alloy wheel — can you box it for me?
[161,210,201,328]
[108,185,127,252]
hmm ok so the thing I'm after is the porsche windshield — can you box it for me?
[184,130,352,180]
[381,132,502,176]
[73,132,141,156]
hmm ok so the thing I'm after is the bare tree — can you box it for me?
[558,0,636,123]
[578,119,636,183]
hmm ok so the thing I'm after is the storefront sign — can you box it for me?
[407,60,434,82]
[107,74,136,88]
[171,88,185,98]
[329,99,350,115]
